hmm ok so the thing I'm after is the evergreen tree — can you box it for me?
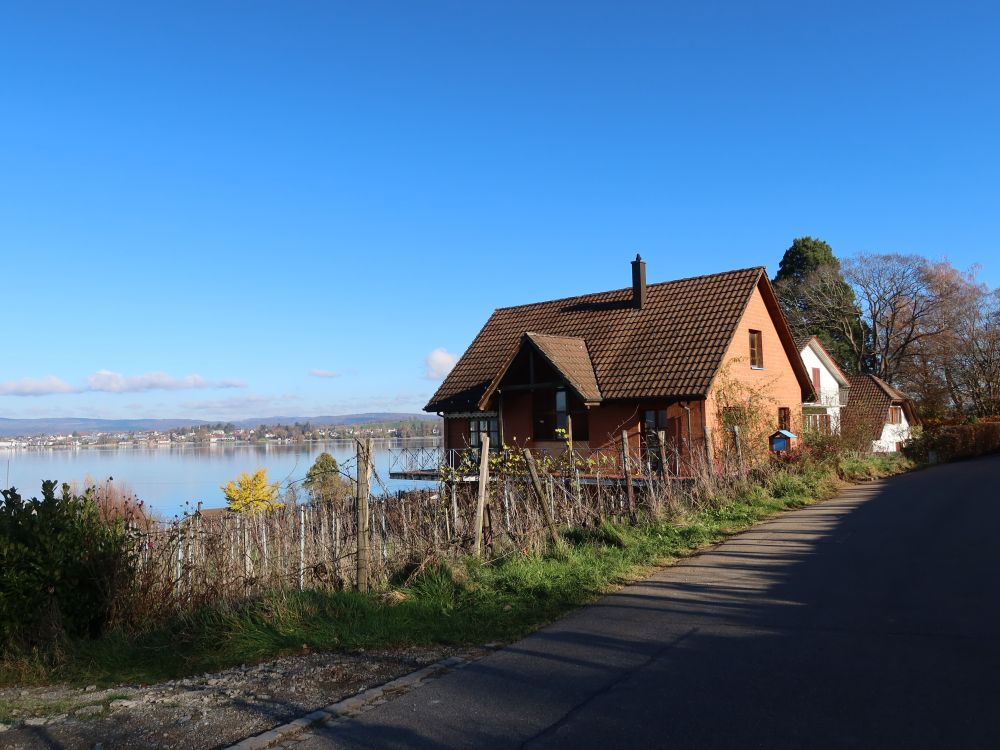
[303,452,345,504]
[773,237,864,371]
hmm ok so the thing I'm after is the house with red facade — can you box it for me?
[424,257,816,472]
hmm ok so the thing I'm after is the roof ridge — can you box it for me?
[494,266,765,313]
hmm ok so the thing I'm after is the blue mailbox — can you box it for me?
[769,429,797,453]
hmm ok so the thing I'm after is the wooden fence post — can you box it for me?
[621,430,637,521]
[523,448,561,548]
[732,425,744,476]
[356,438,372,593]
[298,504,306,590]
[472,434,490,557]
[657,430,668,480]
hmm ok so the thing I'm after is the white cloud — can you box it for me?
[85,370,247,393]
[0,375,79,396]
[424,348,459,380]
[0,370,246,397]
[308,369,341,379]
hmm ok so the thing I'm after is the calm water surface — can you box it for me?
[0,439,440,517]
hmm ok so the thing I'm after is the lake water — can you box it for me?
[0,439,441,517]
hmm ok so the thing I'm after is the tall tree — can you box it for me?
[774,236,839,284]
[840,254,970,387]
[303,452,346,505]
[773,237,862,370]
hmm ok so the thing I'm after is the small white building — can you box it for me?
[843,374,919,453]
[797,336,851,434]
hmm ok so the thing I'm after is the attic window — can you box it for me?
[888,406,903,425]
[749,330,764,369]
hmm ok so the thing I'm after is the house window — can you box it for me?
[555,389,568,432]
[533,388,589,441]
[469,417,499,450]
[888,406,903,425]
[778,407,791,431]
[811,367,821,395]
[643,410,670,433]
[749,330,764,368]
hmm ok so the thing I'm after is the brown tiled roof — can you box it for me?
[479,332,602,408]
[427,266,809,412]
[842,374,919,441]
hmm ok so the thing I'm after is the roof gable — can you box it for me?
[428,267,782,413]
[798,336,851,388]
[843,374,919,440]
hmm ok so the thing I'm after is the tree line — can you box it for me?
[774,237,999,419]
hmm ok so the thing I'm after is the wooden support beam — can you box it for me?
[523,448,561,548]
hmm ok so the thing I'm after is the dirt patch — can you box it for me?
[0,645,481,749]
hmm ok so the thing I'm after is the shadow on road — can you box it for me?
[300,455,1000,749]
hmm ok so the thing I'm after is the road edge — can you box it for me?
[223,655,470,750]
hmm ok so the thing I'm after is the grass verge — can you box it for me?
[1,459,904,689]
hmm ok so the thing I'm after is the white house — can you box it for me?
[797,336,851,434]
[842,374,919,453]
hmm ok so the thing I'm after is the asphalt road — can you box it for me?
[294,455,1000,749]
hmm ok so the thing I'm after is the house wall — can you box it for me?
[705,282,805,459]
[874,408,911,452]
[444,417,470,451]
[801,345,843,431]
[444,398,708,473]
[499,391,533,446]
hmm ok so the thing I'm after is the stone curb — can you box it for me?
[224,656,469,750]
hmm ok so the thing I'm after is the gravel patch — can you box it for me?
[0,645,481,749]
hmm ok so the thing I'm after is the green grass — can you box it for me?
[1,461,882,689]
[838,452,913,481]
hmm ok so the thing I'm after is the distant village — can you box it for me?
[0,418,440,450]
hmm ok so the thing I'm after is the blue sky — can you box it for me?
[1,1,997,421]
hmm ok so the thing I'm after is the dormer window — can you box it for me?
[749,330,764,369]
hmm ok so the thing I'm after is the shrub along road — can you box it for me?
[287,454,1000,749]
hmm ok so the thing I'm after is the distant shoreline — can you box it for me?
[0,436,442,451]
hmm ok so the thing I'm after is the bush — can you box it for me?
[767,472,811,499]
[903,422,1000,464]
[0,481,135,647]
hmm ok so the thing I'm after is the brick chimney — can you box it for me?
[631,254,646,310]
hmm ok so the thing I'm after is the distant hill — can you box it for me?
[0,418,207,437]
[0,413,438,437]
[231,413,439,428]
